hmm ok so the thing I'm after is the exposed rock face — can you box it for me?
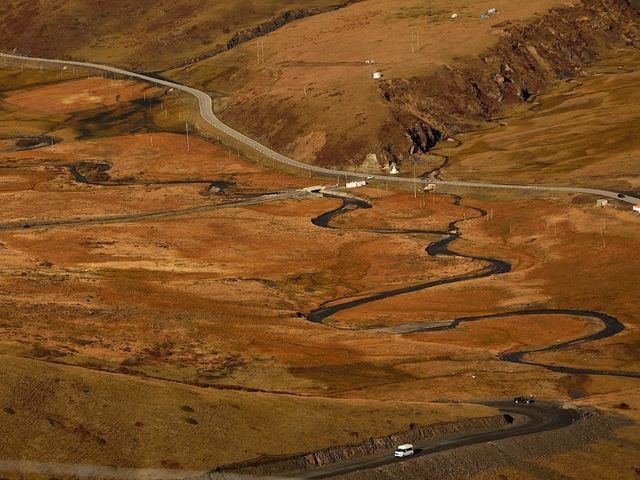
[378,0,640,164]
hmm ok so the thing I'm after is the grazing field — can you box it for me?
[0,69,499,471]
[1,355,494,471]
[0,52,639,478]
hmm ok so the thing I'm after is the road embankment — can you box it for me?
[201,413,510,479]
[333,408,630,480]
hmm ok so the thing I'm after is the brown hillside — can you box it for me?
[168,0,640,170]
[0,0,348,71]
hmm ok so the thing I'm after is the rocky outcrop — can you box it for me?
[379,0,640,164]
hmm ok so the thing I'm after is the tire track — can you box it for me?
[0,190,304,231]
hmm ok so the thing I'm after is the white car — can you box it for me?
[394,444,414,458]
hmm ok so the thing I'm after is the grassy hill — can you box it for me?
[2,0,638,171]
[0,0,348,71]
[167,0,639,169]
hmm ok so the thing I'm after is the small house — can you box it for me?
[633,204,640,214]
[596,199,609,207]
[372,71,383,80]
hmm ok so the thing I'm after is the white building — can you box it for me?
[633,204,640,214]
[346,180,367,189]
[372,71,383,80]
[596,199,609,207]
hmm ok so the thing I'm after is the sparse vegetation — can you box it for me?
[1,2,640,478]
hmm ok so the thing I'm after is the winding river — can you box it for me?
[308,194,640,379]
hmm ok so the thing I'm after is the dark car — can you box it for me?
[514,396,535,404]
[618,193,626,199]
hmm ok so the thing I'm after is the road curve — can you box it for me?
[2,52,639,206]
[285,401,581,479]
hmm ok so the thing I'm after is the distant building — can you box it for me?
[596,199,609,207]
[481,8,498,19]
[372,71,383,80]
[346,180,367,189]
[633,204,640,214]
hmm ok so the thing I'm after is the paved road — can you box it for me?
[2,52,639,206]
[283,401,581,479]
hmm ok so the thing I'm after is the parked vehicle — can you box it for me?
[514,396,535,404]
[394,444,414,458]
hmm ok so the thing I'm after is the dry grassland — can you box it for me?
[168,0,567,166]
[0,59,639,476]
[435,50,640,191]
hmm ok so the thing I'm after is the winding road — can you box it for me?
[2,52,639,206]
[286,401,582,479]
[308,194,640,379]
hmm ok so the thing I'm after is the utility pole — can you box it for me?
[257,39,265,65]
[185,122,190,152]
[413,163,417,198]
